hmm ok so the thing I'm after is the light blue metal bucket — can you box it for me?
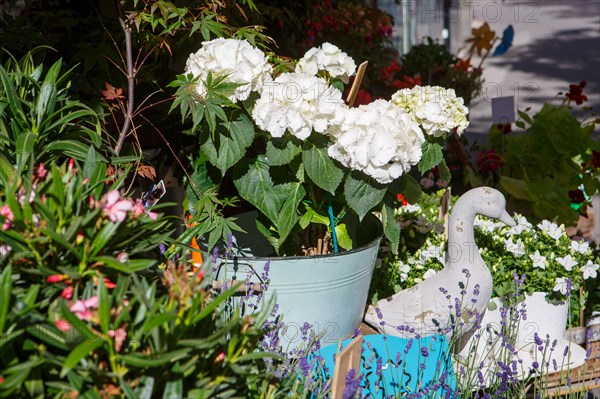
[206,212,382,350]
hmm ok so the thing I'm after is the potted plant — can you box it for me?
[375,189,599,369]
[170,35,470,347]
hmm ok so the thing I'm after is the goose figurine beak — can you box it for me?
[499,210,516,227]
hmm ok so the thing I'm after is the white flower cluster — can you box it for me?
[296,42,356,83]
[326,100,425,184]
[391,86,469,138]
[185,38,273,103]
[252,72,345,140]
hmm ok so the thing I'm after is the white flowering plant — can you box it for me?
[170,38,469,256]
[374,189,600,324]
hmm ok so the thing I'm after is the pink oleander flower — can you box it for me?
[132,198,158,220]
[47,274,67,283]
[55,319,71,332]
[1,205,13,231]
[108,328,127,352]
[61,286,74,299]
[102,190,132,223]
[35,163,48,180]
[70,296,99,321]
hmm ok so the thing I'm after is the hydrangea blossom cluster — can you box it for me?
[295,42,357,83]
[391,86,469,138]
[326,100,425,184]
[185,38,273,102]
[252,72,345,140]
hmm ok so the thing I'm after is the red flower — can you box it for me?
[566,81,588,105]
[104,278,116,289]
[55,319,71,332]
[477,150,502,173]
[380,60,402,81]
[47,274,67,283]
[396,193,408,206]
[454,59,471,73]
[568,189,585,204]
[353,89,373,106]
[496,123,512,134]
[391,75,422,89]
[0,376,4,384]
[61,287,74,300]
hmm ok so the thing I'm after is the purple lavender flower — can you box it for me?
[342,368,361,399]
[564,345,570,357]
[211,246,219,263]
[376,357,383,378]
[299,356,310,377]
[158,243,166,254]
[566,278,573,298]
[532,361,539,370]
[533,332,543,346]
[404,339,413,354]
[421,346,429,358]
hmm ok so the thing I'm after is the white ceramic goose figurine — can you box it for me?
[364,187,515,346]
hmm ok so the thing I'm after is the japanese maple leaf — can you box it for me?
[467,22,496,56]
[101,83,124,101]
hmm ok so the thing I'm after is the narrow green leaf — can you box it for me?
[381,204,400,255]
[60,338,104,378]
[98,277,110,334]
[15,131,36,172]
[90,222,120,257]
[35,59,61,126]
[344,173,386,220]
[0,64,25,120]
[275,183,305,247]
[0,265,12,333]
[163,379,183,399]
[118,348,191,368]
[26,324,69,350]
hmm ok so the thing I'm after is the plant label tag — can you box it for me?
[491,96,515,124]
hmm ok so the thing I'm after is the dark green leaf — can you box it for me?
[303,144,344,194]
[60,338,104,378]
[344,173,386,220]
[418,142,444,174]
[265,139,301,166]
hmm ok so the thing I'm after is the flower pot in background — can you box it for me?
[515,292,587,371]
[206,212,383,350]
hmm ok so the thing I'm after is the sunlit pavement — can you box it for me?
[448,0,600,136]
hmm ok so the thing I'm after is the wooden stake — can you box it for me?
[331,335,364,398]
[346,61,369,107]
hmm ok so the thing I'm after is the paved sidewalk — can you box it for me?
[448,0,600,135]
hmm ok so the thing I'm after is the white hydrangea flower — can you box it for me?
[537,220,563,240]
[570,240,590,255]
[556,254,578,272]
[529,250,546,269]
[252,72,345,139]
[185,38,272,103]
[505,237,525,257]
[423,268,438,280]
[553,277,569,295]
[582,260,599,280]
[326,99,425,184]
[296,42,356,83]
[391,86,469,138]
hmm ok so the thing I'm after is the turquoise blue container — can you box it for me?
[207,212,382,350]
[314,334,457,398]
